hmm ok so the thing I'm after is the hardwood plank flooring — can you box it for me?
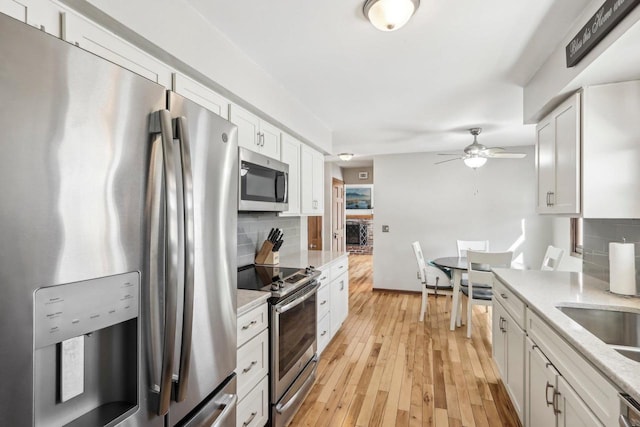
[290,254,520,427]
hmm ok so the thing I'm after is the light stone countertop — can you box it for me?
[278,250,348,269]
[237,289,270,316]
[492,268,640,402]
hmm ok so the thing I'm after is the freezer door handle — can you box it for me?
[174,115,195,402]
[148,109,180,415]
[181,388,238,427]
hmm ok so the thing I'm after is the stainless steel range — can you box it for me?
[237,265,320,427]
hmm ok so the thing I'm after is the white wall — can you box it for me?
[373,147,555,291]
[65,0,332,152]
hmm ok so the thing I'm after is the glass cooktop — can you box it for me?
[237,264,301,292]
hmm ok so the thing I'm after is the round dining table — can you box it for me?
[431,256,468,331]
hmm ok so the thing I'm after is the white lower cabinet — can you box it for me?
[236,303,269,427]
[314,256,349,355]
[237,376,268,427]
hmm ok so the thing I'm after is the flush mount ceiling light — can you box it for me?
[338,153,354,161]
[363,0,420,32]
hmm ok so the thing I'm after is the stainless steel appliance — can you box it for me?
[238,147,289,211]
[0,13,237,427]
[620,394,640,427]
[237,265,320,427]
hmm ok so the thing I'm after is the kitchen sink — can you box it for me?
[556,305,640,362]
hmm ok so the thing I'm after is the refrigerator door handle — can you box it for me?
[174,116,195,402]
[149,110,180,416]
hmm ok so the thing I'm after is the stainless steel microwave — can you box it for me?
[239,147,289,211]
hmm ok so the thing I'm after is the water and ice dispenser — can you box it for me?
[33,272,140,426]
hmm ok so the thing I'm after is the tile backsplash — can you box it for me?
[582,219,640,287]
[237,213,302,267]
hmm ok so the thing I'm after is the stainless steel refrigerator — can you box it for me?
[0,12,237,427]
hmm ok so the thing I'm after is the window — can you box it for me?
[571,217,583,256]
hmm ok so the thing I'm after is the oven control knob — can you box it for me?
[276,279,285,288]
[305,266,315,274]
[271,283,280,291]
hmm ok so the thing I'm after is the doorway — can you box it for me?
[331,178,345,252]
[307,216,322,250]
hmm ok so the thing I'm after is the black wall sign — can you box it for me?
[565,0,640,67]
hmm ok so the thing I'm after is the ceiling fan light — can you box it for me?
[338,153,354,161]
[364,0,419,32]
[464,156,487,169]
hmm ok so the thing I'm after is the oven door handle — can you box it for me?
[275,283,319,314]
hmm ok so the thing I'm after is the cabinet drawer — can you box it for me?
[237,375,268,427]
[237,303,268,347]
[526,308,618,426]
[316,267,331,288]
[330,257,348,279]
[317,283,330,320]
[317,312,331,355]
[237,328,269,399]
[494,279,525,329]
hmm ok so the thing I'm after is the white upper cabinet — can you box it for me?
[0,0,62,37]
[300,144,324,215]
[63,11,173,87]
[172,73,230,119]
[280,133,301,216]
[229,104,280,160]
[535,93,580,215]
[582,81,640,218]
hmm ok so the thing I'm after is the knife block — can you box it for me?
[255,240,279,265]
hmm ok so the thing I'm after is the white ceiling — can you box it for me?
[186,0,591,163]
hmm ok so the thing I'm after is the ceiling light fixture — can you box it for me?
[463,155,487,169]
[338,153,354,161]
[363,0,420,32]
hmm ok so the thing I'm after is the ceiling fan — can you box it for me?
[436,128,526,168]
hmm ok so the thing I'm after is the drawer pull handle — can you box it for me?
[320,300,327,305]
[243,411,257,426]
[500,293,507,299]
[242,360,258,373]
[321,330,327,336]
[241,320,257,330]
[545,382,554,406]
[339,265,344,269]
[321,276,327,281]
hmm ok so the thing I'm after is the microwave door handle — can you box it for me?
[283,171,288,203]
[174,116,195,402]
[148,110,180,416]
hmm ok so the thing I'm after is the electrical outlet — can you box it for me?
[382,225,390,232]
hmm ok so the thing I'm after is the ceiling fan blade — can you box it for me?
[435,157,463,165]
[489,152,527,159]
[483,147,506,155]
[437,153,460,156]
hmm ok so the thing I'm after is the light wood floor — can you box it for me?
[290,254,520,427]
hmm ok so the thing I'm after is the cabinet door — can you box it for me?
[526,339,558,427]
[331,272,348,335]
[492,302,507,379]
[64,12,173,87]
[553,93,580,214]
[280,134,301,215]
[536,119,555,213]
[173,73,230,119]
[230,104,260,152]
[259,120,281,160]
[300,145,315,214]
[505,312,525,422]
[0,0,62,37]
[556,376,603,427]
[312,149,325,213]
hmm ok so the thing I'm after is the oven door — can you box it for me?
[271,282,318,401]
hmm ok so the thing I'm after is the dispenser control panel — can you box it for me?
[34,272,139,349]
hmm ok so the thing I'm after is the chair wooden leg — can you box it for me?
[419,287,427,321]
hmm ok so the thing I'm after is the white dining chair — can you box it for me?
[541,245,564,271]
[463,250,513,338]
[411,241,453,321]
